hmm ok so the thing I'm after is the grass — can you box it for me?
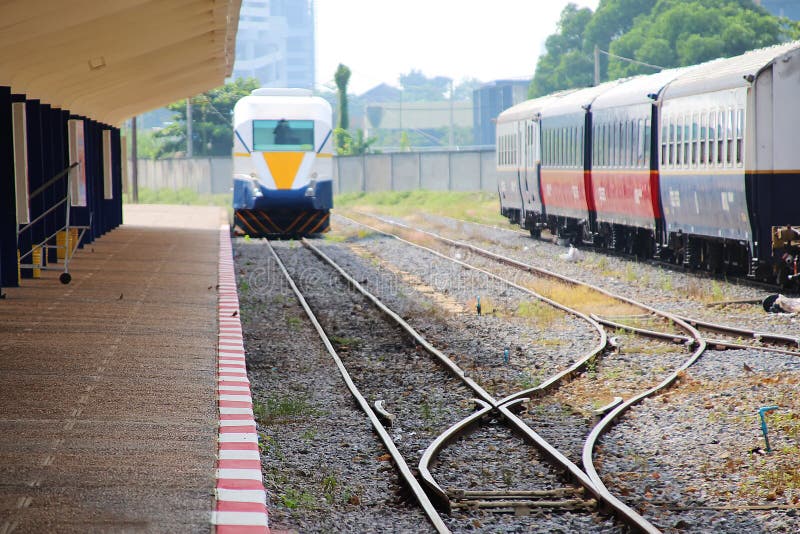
[335,190,507,226]
[253,395,322,425]
[125,187,231,208]
[515,299,561,326]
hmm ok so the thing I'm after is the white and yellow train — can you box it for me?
[232,88,333,236]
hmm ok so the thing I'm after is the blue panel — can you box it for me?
[659,171,751,242]
[0,87,17,287]
[748,171,800,261]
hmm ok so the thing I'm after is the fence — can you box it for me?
[333,149,500,194]
[132,149,500,195]
[130,157,232,194]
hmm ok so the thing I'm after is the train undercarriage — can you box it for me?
[513,210,800,289]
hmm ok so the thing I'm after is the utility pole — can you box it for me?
[186,97,193,158]
[131,116,139,203]
[449,78,455,148]
[594,45,600,86]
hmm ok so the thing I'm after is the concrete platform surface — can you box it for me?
[0,205,226,532]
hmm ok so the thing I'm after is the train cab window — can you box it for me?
[253,119,315,151]
[736,109,744,166]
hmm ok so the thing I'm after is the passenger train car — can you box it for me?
[232,88,333,237]
[498,42,800,285]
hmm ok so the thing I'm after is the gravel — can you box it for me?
[233,209,800,533]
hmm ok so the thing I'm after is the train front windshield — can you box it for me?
[253,119,315,151]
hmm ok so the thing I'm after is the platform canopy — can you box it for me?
[0,0,241,125]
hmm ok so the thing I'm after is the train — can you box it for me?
[498,41,800,286]
[232,88,334,237]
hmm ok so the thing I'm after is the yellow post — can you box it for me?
[56,230,67,261]
[32,245,41,279]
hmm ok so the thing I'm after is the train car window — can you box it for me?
[644,118,651,168]
[675,116,682,166]
[253,119,315,151]
[708,112,715,165]
[690,114,697,167]
[716,111,724,165]
[684,118,690,168]
[726,109,734,166]
[661,120,668,168]
[699,114,706,167]
[578,126,583,167]
[736,109,744,166]
[668,119,675,167]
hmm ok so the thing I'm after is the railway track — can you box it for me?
[264,237,661,532]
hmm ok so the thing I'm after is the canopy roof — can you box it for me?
[0,0,241,125]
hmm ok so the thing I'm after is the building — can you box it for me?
[232,0,315,89]
[472,80,530,146]
[753,0,800,20]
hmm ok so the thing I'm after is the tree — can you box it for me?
[529,0,800,96]
[334,64,351,152]
[529,4,595,97]
[607,0,794,78]
[155,77,259,158]
[399,69,451,101]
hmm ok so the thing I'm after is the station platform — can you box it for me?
[0,205,268,533]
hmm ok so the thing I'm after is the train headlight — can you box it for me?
[305,178,317,198]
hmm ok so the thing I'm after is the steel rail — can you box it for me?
[342,212,728,532]
[300,238,497,406]
[417,399,493,510]
[264,239,451,534]
[336,214,609,404]
[301,235,664,532]
[676,315,799,348]
[333,216,666,532]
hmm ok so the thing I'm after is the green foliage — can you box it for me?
[529,0,800,97]
[335,190,506,225]
[398,69,451,101]
[529,4,595,97]
[334,128,377,155]
[607,0,793,79]
[154,77,259,158]
[334,64,351,130]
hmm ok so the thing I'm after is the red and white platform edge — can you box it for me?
[212,226,270,533]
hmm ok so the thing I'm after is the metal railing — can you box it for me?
[17,162,90,284]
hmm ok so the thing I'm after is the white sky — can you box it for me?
[315,0,600,94]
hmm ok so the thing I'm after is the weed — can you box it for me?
[279,487,316,510]
[518,371,542,389]
[322,474,338,504]
[420,402,433,421]
[330,335,361,349]
[586,355,598,379]
[301,429,317,442]
[239,280,250,293]
[254,395,322,425]
[515,300,560,326]
[286,316,303,329]
[659,274,673,292]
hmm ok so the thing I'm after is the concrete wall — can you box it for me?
[131,157,233,194]
[133,149,500,195]
[334,148,499,194]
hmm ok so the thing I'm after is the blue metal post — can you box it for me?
[759,405,779,453]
